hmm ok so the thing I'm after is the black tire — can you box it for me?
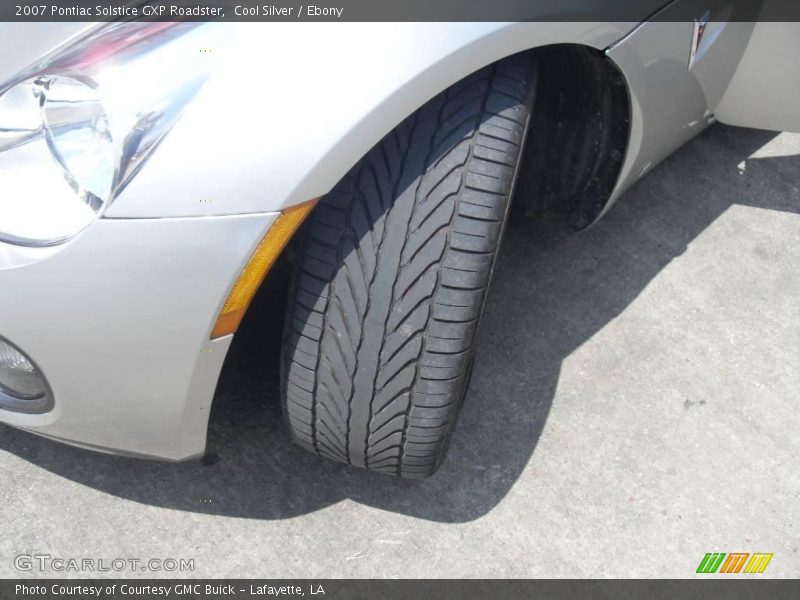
[281,53,537,478]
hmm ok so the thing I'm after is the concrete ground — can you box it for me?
[1,124,798,578]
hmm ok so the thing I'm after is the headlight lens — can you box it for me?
[0,23,228,246]
[0,75,113,244]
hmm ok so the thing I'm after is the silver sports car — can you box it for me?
[1,5,798,478]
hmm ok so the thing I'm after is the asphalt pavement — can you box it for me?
[1,124,798,578]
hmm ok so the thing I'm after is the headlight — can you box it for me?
[0,23,228,246]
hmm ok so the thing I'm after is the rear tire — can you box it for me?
[281,54,537,478]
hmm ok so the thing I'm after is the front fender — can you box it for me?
[106,21,648,219]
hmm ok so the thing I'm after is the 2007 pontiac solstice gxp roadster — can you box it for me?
[1,4,798,478]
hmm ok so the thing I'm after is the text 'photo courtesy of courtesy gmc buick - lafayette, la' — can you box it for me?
[1,1,798,480]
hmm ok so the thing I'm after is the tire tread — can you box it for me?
[282,53,536,477]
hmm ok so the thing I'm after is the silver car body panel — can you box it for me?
[0,23,93,83]
[0,213,276,459]
[1,14,796,459]
[714,21,800,132]
[606,18,756,205]
[103,21,640,219]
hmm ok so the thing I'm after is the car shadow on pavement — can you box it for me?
[1,124,797,522]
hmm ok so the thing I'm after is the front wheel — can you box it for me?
[281,54,537,478]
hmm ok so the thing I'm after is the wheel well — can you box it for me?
[237,43,632,338]
[262,44,630,270]
[258,45,631,307]
[517,44,631,229]
[214,42,632,438]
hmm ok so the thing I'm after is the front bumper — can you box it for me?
[0,212,276,460]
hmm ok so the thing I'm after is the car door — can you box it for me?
[657,0,800,133]
[713,17,800,133]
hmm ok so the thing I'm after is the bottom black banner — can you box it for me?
[2,580,799,600]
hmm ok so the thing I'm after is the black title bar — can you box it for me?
[3,0,800,22]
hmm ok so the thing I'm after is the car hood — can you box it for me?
[0,23,93,87]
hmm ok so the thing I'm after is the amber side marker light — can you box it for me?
[211,198,318,339]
